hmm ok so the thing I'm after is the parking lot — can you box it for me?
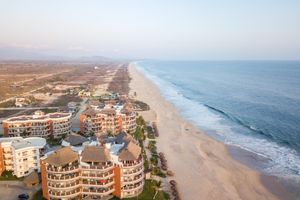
[0,181,38,200]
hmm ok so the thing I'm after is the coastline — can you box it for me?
[128,62,294,200]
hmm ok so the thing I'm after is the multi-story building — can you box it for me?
[2,111,72,138]
[80,102,136,136]
[0,137,46,177]
[40,134,144,200]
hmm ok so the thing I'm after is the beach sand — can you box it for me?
[128,63,285,200]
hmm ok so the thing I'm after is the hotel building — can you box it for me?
[40,134,144,200]
[80,102,136,136]
[0,137,46,177]
[2,111,72,138]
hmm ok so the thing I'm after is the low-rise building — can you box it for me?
[80,102,136,136]
[2,111,72,138]
[40,134,144,200]
[0,137,46,177]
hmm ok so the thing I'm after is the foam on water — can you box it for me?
[135,63,300,180]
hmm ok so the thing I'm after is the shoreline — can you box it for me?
[128,62,295,200]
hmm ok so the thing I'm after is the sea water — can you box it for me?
[136,60,300,180]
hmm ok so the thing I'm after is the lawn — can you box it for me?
[0,170,22,181]
[112,180,169,200]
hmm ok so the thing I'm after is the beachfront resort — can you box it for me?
[41,132,144,199]
[0,94,171,200]
[80,101,137,136]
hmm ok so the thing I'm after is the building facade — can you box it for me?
[80,103,136,136]
[40,137,144,200]
[2,111,71,138]
[0,137,46,177]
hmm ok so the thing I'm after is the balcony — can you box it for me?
[48,182,80,190]
[123,174,144,185]
[82,179,115,188]
[49,188,80,198]
[48,174,80,181]
[82,187,114,196]
[81,171,114,179]
[81,163,113,171]
[122,182,144,192]
[47,166,79,174]
[122,166,144,177]
[122,159,144,168]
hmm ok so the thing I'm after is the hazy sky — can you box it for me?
[0,0,300,60]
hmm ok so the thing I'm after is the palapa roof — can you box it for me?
[100,109,116,115]
[119,141,141,161]
[82,107,99,116]
[81,146,111,163]
[64,133,88,146]
[44,147,78,167]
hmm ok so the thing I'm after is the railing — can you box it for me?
[122,159,143,168]
[82,179,115,187]
[81,164,113,171]
[48,174,80,181]
[81,171,114,179]
[48,181,80,189]
[49,188,80,198]
[123,174,144,184]
[47,166,79,173]
[122,182,144,192]
[123,166,144,176]
[82,187,114,195]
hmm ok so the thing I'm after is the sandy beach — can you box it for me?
[128,63,285,200]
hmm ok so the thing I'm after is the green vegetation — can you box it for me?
[0,170,22,181]
[152,167,166,178]
[112,180,169,200]
[32,189,45,200]
[147,126,155,139]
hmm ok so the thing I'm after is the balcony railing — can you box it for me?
[49,188,80,198]
[122,182,144,192]
[81,171,114,179]
[82,187,114,195]
[123,174,144,184]
[122,159,143,168]
[47,166,80,173]
[123,166,144,176]
[48,174,80,181]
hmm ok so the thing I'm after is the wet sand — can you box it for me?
[128,62,291,200]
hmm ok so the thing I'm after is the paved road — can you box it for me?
[0,181,39,200]
[71,98,88,132]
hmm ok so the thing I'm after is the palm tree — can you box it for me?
[153,180,162,199]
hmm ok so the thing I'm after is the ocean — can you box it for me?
[135,60,300,180]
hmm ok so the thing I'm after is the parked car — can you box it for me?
[18,193,29,200]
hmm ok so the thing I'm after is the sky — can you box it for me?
[0,0,300,60]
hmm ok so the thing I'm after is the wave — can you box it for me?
[203,104,274,139]
[135,62,300,179]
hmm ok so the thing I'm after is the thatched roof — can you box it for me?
[81,146,111,163]
[44,147,78,167]
[119,141,141,161]
[64,133,88,146]
[100,109,116,115]
[82,107,99,116]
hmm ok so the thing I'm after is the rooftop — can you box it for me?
[0,137,46,150]
[81,146,111,163]
[44,147,79,167]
